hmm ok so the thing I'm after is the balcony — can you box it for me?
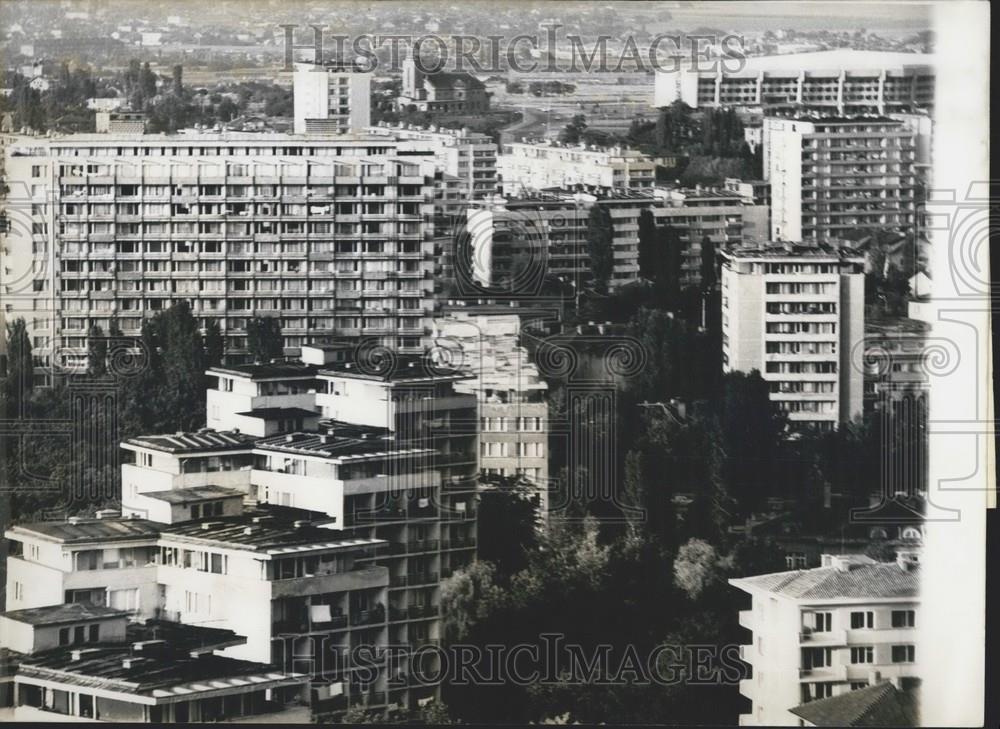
[408,539,439,554]
[350,605,386,627]
[272,614,348,635]
[799,628,847,645]
[798,664,847,681]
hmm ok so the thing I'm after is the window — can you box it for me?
[88,624,99,642]
[814,683,834,700]
[850,646,874,664]
[850,682,868,691]
[891,645,915,663]
[74,626,85,643]
[891,610,915,628]
[191,504,201,519]
[813,612,832,632]
[850,611,874,629]
[786,552,808,569]
[59,627,70,646]
[140,452,153,468]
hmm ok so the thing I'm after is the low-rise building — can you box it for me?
[730,553,920,726]
[0,604,309,722]
[499,141,656,194]
[399,59,490,115]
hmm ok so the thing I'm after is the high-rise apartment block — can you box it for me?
[293,62,372,134]
[764,116,918,242]
[654,50,934,114]
[720,243,865,432]
[0,133,438,381]
[730,553,920,726]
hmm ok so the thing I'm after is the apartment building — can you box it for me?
[646,187,770,287]
[0,132,438,382]
[862,317,930,411]
[367,123,498,202]
[730,553,920,726]
[0,604,309,722]
[466,187,768,291]
[293,62,372,135]
[432,312,549,509]
[654,50,935,113]
[3,508,390,718]
[720,243,865,432]
[498,141,657,195]
[763,116,918,241]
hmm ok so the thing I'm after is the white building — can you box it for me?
[432,312,549,503]
[499,141,657,194]
[654,50,935,113]
[730,553,920,726]
[763,116,918,242]
[293,62,372,135]
[720,243,865,432]
[366,123,498,201]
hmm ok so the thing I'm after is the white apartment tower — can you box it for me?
[764,116,918,242]
[0,133,437,381]
[293,62,372,134]
[730,553,920,726]
[720,244,865,432]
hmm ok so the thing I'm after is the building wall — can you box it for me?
[738,590,920,726]
[0,135,438,379]
[764,118,804,241]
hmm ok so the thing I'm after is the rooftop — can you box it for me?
[789,681,919,727]
[865,317,931,336]
[722,240,864,260]
[17,645,303,698]
[139,485,246,505]
[160,514,385,555]
[234,407,321,420]
[209,363,318,381]
[318,354,469,383]
[2,603,129,627]
[681,49,935,75]
[255,431,436,463]
[125,429,258,454]
[8,518,161,545]
[730,559,919,601]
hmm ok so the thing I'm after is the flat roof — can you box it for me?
[2,604,129,627]
[139,485,245,505]
[18,648,303,698]
[160,514,386,555]
[125,430,257,454]
[255,431,435,463]
[685,49,935,75]
[722,241,864,259]
[318,354,469,383]
[208,363,318,380]
[233,407,320,420]
[9,518,161,545]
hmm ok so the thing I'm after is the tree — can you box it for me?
[172,65,183,96]
[246,316,284,363]
[673,538,722,599]
[204,320,225,368]
[585,205,613,294]
[439,561,503,644]
[718,370,786,517]
[559,114,587,145]
[1,318,33,414]
[87,324,108,377]
[477,477,538,580]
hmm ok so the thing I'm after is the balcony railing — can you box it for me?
[408,539,440,553]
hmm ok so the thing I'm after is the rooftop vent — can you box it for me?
[293,520,308,529]
[285,434,295,443]
[95,509,119,520]
[243,526,254,535]
[67,516,81,525]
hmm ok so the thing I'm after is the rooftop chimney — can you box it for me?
[293,520,308,528]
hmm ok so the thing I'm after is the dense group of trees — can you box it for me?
[0,305,281,523]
